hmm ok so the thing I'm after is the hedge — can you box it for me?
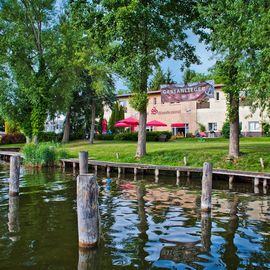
[0,133,26,144]
[114,131,172,141]
[96,134,115,140]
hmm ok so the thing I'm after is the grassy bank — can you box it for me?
[61,137,270,172]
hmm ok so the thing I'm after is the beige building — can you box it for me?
[105,84,267,136]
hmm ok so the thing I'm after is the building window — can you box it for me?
[216,92,220,100]
[248,121,260,131]
[197,101,210,109]
[208,122,217,131]
[153,97,157,105]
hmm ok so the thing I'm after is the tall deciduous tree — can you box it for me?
[197,0,269,158]
[84,0,199,158]
[0,0,71,143]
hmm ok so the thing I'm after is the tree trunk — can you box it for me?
[62,110,71,143]
[26,136,31,144]
[228,92,240,158]
[89,101,96,144]
[136,109,147,158]
[32,136,38,144]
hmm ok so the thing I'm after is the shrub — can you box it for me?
[262,123,270,136]
[222,122,230,138]
[114,131,172,141]
[186,132,194,138]
[222,121,242,138]
[96,134,115,140]
[0,133,26,144]
[22,143,68,167]
[197,123,206,132]
[39,132,62,142]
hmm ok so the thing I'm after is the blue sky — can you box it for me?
[115,32,216,91]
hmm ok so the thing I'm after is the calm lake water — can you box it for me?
[0,164,270,270]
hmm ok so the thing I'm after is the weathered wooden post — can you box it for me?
[94,165,98,175]
[118,167,121,178]
[77,174,99,248]
[263,179,268,188]
[9,155,20,196]
[254,177,259,187]
[184,156,187,166]
[78,248,98,270]
[106,167,110,177]
[201,162,213,212]
[79,151,88,174]
[8,196,20,241]
[134,168,137,175]
[201,212,212,252]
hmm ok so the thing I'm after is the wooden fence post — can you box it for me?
[77,174,99,248]
[79,151,88,174]
[9,155,20,196]
[201,162,213,212]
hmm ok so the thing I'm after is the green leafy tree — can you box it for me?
[149,66,175,90]
[108,102,125,134]
[83,0,200,157]
[196,0,269,158]
[0,0,75,143]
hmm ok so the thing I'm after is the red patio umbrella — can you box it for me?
[119,117,139,126]
[146,120,167,127]
[114,122,131,128]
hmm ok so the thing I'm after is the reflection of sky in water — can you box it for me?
[0,166,270,269]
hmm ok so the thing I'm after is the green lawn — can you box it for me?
[61,137,270,172]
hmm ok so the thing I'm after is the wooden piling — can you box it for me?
[106,167,110,177]
[176,170,180,178]
[134,168,137,175]
[118,167,121,176]
[77,174,99,248]
[9,155,20,196]
[229,175,234,184]
[201,162,212,212]
[155,168,159,177]
[254,177,259,187]
[79,151,88,174]
[263,179,267,188]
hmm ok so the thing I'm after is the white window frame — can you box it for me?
[208,122,217,131]
[248,121,260,131]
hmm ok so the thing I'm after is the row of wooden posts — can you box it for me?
[8,151,213,248]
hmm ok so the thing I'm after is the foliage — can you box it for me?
[197,123,206,132]
[96,134,115,140]
[114,131,172,142]
[222,122,230,139]
[129,92,149,113]
[182,68,224,84]
[222,121,242,139]
[0,133,26,145]
[0,1,62,140]
[262,123,270,137]
[39,132,62,143]
[149,66,175,91]
[108,102,125,133]
[22,143,67,167]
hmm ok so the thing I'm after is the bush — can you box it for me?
[0,133,26,144]
[114,131,172,141]
[22,143,68,167]
[39,132,62,142]
[262,123,270,136]
[197,123,206,132]
[96,134,115,140]
[222,121,242,138]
